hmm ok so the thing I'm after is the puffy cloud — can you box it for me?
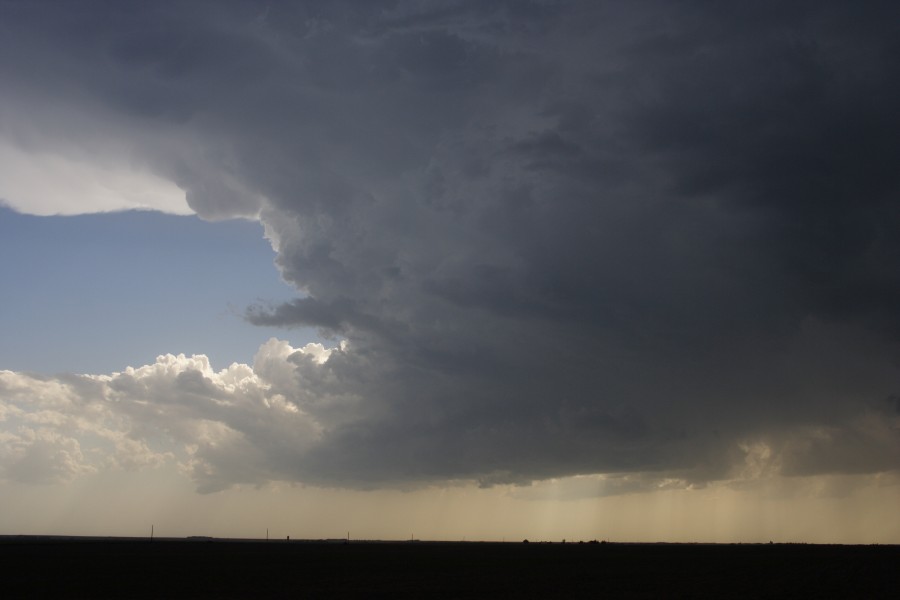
[0,340,331,491]
[0,428,95,484]
[2,1,900,491]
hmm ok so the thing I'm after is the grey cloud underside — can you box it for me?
[3,0,900,490]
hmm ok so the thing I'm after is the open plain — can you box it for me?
[1,537,897,598]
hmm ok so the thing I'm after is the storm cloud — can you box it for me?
[1,1,899,493]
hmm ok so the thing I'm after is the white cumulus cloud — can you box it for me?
[0,339,336,491]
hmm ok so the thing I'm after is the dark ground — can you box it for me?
[0,537,896,598]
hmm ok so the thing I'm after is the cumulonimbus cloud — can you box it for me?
[1,1,899,492]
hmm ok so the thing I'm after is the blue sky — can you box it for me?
[0,206,308,374]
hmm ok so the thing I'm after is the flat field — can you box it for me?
[1,537,896,598]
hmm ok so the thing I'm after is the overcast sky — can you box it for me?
[1,0,899,542]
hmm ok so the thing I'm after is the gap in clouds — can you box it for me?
[0,206,317,374]
[0,138,191,216]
